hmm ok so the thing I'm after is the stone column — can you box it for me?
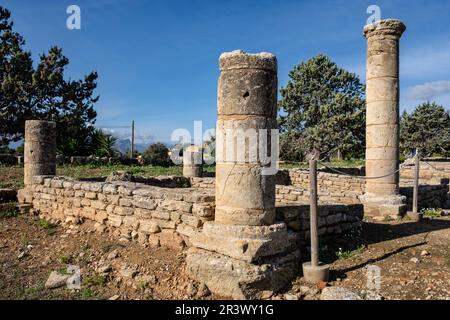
[24,120,56,187]
[183,145,203,178]
[186,50,298,299]
[360,19,406,218]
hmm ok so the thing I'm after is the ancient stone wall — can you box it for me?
[189,177,215,190]
[26,175,364,253]
[400,183,449,210]
[400,162,450,182]
[28,176,215,249]
[189,169,449,209]
[276,203,363,243]
[283,169,365,201]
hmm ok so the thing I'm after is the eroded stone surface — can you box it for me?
[362,19,406,216]
[24,120,56,188]
[186,247,300,299]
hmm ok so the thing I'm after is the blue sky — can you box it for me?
[2,0,450,144]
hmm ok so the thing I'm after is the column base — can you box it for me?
[186,221,300,299]
[186,247,300,299]
[17,188,34,204]
[360,193,406,219]
[190,221,297,263]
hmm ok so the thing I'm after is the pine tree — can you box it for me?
[278,54,365,160]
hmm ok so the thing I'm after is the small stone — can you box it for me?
[260,291,273,299]
[107,249,120,260]
[299,286,311,295]
[196,283,211,298]
[309,287,320,296]
[17,251,27,259]
[317,281,327,290]
[360,290,383,300]
[97,264,112,273]
[410,257,419,263]
[186,282,198,297]
[45,271,70,289]
[136,275,158,286]
[420,250,430,257]
[284,294,298,300]
[106,171,133,182]
[108,295,120,300]
[320,287,362,300]
[119,265,138,279]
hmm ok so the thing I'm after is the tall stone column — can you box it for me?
[360,19,406,218]
[186,50,298,299]
[24,120,56,186]
[183,145,203,178]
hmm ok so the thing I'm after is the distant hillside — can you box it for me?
[114,139,175,154]
[115,139,151,154]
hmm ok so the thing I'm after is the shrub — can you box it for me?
[142,143,171,167]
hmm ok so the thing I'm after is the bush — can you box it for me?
[142,143,171,167]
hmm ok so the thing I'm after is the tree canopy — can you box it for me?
[278,54,365,161]
[400,102,450,156]
[0,6,99,155]
[143,143,171,166]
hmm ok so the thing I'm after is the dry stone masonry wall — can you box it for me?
[28,176,215,249]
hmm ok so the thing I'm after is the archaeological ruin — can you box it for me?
[360,19,407,218]
[15,19,450,299]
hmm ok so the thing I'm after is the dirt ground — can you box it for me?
[1,213,449,300]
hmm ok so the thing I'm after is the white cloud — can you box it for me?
[407,80,450,100]
[102,128,155,144]
[401,41,450,79]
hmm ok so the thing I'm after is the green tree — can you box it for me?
[143,143,171,166]
[89,129,120,157]
[278,54,365,160]
[0,6,99,155]
[0,7,34,147]
[400,102,450,156]
[279,132,304,162]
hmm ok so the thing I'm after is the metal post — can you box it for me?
[309,158,319,267]
[413,148,419,214]
[130,120,135,158]
[302,157,329,283]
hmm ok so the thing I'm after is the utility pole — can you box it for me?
[130,120,135,159]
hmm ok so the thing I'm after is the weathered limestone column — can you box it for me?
[186,50,298,299]
[183,145,203,177]
[360,19,407,218]
[24,120,56,187]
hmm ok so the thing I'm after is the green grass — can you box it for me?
[35,218,58,235]
[1,160,366,191]
[58,255,72,264]
[421,208,443,218]
[0,209,19,218]
[83,273,106,288]
[335,245,366,260]
[0,164,188,190]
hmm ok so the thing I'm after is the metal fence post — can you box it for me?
[302,158,329,283]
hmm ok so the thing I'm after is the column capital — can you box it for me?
[219,50,277,72]
[363,19,406,39]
